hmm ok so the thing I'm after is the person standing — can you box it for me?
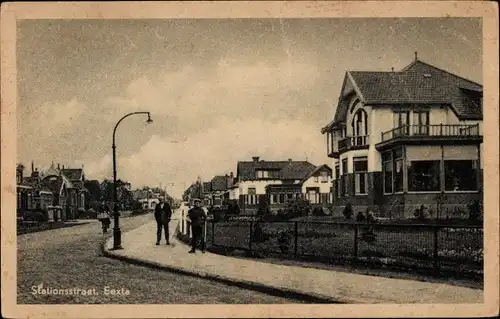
[154,198,172,245]
[188,199,207,253]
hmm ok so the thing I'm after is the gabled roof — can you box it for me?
[61,168,83,181]
[324,59,482,132]
[300,164,332,183]
[237,160,316,181]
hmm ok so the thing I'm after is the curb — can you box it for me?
[100,240,345,304]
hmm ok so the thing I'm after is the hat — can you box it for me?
[193,199,202,203]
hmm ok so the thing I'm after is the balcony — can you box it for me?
[376,124,482,151]
[338,135,369,154]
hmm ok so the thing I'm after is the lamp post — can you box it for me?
[112,111,153,250]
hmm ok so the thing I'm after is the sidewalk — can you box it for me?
[103,210,483,304]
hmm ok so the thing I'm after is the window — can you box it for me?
[320,171,329,183]
[335,165,340,199]
[286,193,294,201]
[342,159,348,196]
[394,149,404,192]
[329,187,333,204]
[246,187,257,205]
[279,194,285,204]
[307,188,319,204]
[444,160,478,191]
[314,176,319,183]
[413,111,430,135]
[353,157,368,195]
[408,161,440,191]
[256,170,269,179]
[271,194,278,204]
[351,109,368,137]
[394,111,410,136]
[383,152,393,194]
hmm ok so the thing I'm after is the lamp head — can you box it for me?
[146,113,153,124]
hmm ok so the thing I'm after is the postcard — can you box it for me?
[1,1,498,318]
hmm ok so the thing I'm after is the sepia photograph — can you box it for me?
[1,1,498,318]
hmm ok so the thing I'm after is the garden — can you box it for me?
[203,199,483,279]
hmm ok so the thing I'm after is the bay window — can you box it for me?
[342,159,348,196]
[335,164,340,199]
[394,148,404,192]
[279,194,285,204]
[246,187,257,205]
[408,161,440,191]
[383,152,393,194]
[444,160,478,191]
[271,194,278,204]
[353,157,368,195]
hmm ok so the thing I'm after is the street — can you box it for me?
[17,214,301,304]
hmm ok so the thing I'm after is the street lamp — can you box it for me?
[112,111,153,250]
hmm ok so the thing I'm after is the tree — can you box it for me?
[84,180,102,202]
[282,198,310,220]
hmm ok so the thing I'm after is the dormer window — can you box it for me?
[256,170,269,179]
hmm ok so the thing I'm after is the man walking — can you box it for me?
[154,198,172,245]
[188,199,207,253]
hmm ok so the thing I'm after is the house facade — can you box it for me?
[322,56,483,219]
[202,174,234,207]
[234,157,333,214]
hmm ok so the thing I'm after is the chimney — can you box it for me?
[31,161,34,174]
[252,156,259,162]
[62,165,65,169]
[288,158,292,162]
[57,163,60,169]
[414,51,418,61]
[391,67,394,72]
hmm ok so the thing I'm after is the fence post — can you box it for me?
[248,221,253,253]
[353,223,359,258]
[294,221,298,258]
[433,226,440,276]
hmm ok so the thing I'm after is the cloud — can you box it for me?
[105,59,322,127]
[85,117,327,198]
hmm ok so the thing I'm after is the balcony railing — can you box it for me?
[338,135,369,152]
[381,124,480,143]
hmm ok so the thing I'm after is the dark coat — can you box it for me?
[188,206,206,227]
[154,202,172,223]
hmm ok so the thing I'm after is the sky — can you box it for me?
[17,18,482,198]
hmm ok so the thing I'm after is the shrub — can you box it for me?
[257,198,270,217]
[311,206,326,216]
[282,198,310,220]
[468,200,482,222]
[342,203,353,220]
[225,200,240,215]
[23,210,48,222]
[414,205,430,221]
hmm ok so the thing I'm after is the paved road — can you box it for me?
[17,214,301,304]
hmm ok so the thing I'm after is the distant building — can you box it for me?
[233,157,332,215]
[321,55,483,218]
[16,161,88,221]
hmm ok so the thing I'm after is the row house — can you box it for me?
[321,54,483,219]
[233,157,333,215]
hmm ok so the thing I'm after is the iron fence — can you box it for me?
[205,220,483,278]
